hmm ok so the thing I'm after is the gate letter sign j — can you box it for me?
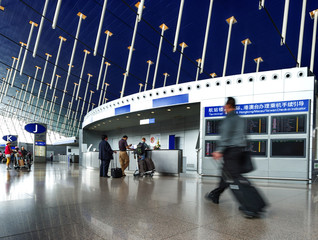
[24,123,46,134]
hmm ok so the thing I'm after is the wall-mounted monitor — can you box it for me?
[246,140,267,156]
[271,115,306,134]
[205,119,222,135]
[245,117,267,134]
[205,140,217,157]
[271,139,306,157]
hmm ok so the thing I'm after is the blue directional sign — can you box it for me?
[2,135,17,142]
[205,99,309,117]
[25,123,46,134]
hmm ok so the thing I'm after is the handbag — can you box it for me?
[240,151,254,173]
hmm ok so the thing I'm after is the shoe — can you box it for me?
[105,175,110,178]
[122,173,126,177]
[6,167,10,170]
[204,192,219,204]
[238,207,260,219]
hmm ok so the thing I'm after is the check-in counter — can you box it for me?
[82,149,183,174]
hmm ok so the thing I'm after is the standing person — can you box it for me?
[99,135,116,178]
[50,153,53,162]
[137,137,150,161]
[5,142,13,170]
[118,135,132,177]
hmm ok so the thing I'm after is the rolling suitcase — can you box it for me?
[111,155,122,178]
[228,177,266,216]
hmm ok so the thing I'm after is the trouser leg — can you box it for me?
[105,159,111,176]
[6,157,10,167]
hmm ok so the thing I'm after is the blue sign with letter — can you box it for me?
[205,99,309,117]
[2,135,17,142]
[25,123,46,134]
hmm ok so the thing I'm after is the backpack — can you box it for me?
[136,142,145,156]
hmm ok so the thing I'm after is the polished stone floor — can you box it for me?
[0,162,317,240]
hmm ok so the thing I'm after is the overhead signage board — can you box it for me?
[205,99,309,117]
[25,123,47,134]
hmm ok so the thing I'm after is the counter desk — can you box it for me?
[82,149,183,174]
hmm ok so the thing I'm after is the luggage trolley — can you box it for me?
[133,150,155,177]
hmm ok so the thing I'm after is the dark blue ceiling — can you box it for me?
[0,0,317,133]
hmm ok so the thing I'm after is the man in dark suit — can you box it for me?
[99,135,116,178]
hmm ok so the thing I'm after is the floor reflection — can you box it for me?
[0,162,318,240]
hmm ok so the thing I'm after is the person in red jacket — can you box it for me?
[5,141,13,170]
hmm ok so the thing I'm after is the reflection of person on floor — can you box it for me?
[99,135,116,178]
[118,135,132,177]
[50,153,53,163]
[5,142,12,170]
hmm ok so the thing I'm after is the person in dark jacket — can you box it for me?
[99,135,116,178]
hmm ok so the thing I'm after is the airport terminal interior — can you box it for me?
[0,0,318,239]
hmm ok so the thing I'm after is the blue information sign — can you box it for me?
[2,135,17,142]
[205,99,309,117]
[25,123,46,134]
[35,141,46,146]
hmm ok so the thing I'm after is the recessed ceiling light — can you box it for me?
[187,106,191,109]
[117,118,119,120]
[137,113,141,116]
[126,116,129,118]
[151,111,154,114]
[109,120,111,122]
[97,124,100,126]
[167,109,171,111]
[102,122,105,124]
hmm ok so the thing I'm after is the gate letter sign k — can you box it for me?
[7,136,12,141]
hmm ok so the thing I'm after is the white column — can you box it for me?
[11,42,26,87]
[20,21,38,75]
[200,0,214,73]
[19,76,31,116]
[139,83,143,92]
[254,57,263,73]
[297,0,307,67]
[94,0,108,56]
[281,0,290,45]
[310,9,318,72]
[144,60,153,91]
[49,75,60,113]
[241,38,251,74]
[223,16,237,77]
[120,1,145,98]
[68,82,78,119]
[152,24,168,89]
[195,59,201,81]
[83,74,92,108]
[163,73,169,87]
[33,0,49,57]
[173,0,184,52]
[50,36,66,89]
[52,0,62,29]
[65,12,86,90]
[76,49,90,99]
[87,90,94,114]
[35,53,51,114]
[97,30,112,90]
[28,66,41,104]
[102,83,109,104]
[99,62,110,106]
[176,42,188,84]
